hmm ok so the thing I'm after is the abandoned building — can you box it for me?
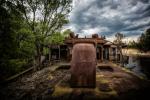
[50,33,121,62]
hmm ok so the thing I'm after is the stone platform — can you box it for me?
[0,62,150,100]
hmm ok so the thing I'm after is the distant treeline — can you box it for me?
[127,28,150,52]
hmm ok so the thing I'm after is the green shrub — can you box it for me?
[8,59,27,73]
[0,59,27,80]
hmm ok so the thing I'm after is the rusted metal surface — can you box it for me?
[70,43,96,87]
[65,38,106,44]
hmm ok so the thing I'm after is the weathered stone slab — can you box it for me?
[70,43,96,87]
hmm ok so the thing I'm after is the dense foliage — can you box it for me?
[46,29,72,45]
[0,0,36,80]
[138,28,150,52]
[17,0,72,70]
[0,0,72,80]
[127,28,150,52]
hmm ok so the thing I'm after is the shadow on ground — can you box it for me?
[0,62,150,100]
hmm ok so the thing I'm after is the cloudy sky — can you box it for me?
[64,0,150,41]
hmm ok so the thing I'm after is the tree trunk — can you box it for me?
[35,43,43,71]
[118,47,124,67]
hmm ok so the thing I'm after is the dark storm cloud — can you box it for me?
[140,0,149,3]
[124,22,150,31]
[66,0,150,40]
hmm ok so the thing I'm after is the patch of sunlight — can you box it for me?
[47,75,53,80]
[98,79,109,84]
[111,73,123,78]
[94,87,101,94]
[94,87,118,99]
[122,67,147,80]
[122,67,131,73]
[50,64,62,71]
[111,63,117,66]
[52,86,73,97]
[100,89,118,96]
[96,74,104,78]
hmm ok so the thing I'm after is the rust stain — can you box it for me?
[70,43,96,88]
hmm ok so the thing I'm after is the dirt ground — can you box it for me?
[0,62,150,100]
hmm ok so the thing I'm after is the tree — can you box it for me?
[113,32,125,66]
[49,31,70,45]
[16,0,72,70]
[0,0,35,79]
[127,40,138,48]
[62,29,73,37]
[138,28,150,52]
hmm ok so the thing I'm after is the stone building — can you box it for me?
[50,33,121,62]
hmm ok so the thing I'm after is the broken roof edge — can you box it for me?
[64,38,107,44]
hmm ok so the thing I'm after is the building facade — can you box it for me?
[50,34,121,62]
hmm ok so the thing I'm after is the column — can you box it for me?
[101,45,103,62]
[109,47,111,61]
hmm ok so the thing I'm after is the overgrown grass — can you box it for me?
[0,59,31,80]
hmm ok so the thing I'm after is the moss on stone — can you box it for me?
[94,87,118,99]
[52,86,73,97]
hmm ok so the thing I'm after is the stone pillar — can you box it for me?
[115,48,117,62]
[109,47,111,61]
[108,47,109,60]
[101,46,103,62]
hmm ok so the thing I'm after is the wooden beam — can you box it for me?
[4,67,34,83]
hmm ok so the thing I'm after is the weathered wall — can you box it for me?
[70,43,96,87]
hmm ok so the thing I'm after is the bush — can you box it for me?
[8,59,27,73]
[0,59,27,80]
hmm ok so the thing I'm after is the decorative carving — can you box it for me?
[92,34,99,38]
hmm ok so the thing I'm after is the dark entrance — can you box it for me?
[103,48,109,60]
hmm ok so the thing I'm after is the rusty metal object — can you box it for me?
[70,43,96,88]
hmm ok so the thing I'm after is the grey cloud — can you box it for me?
[124,22,150,31]
[140,0,149,3]
[67,0,150,38]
